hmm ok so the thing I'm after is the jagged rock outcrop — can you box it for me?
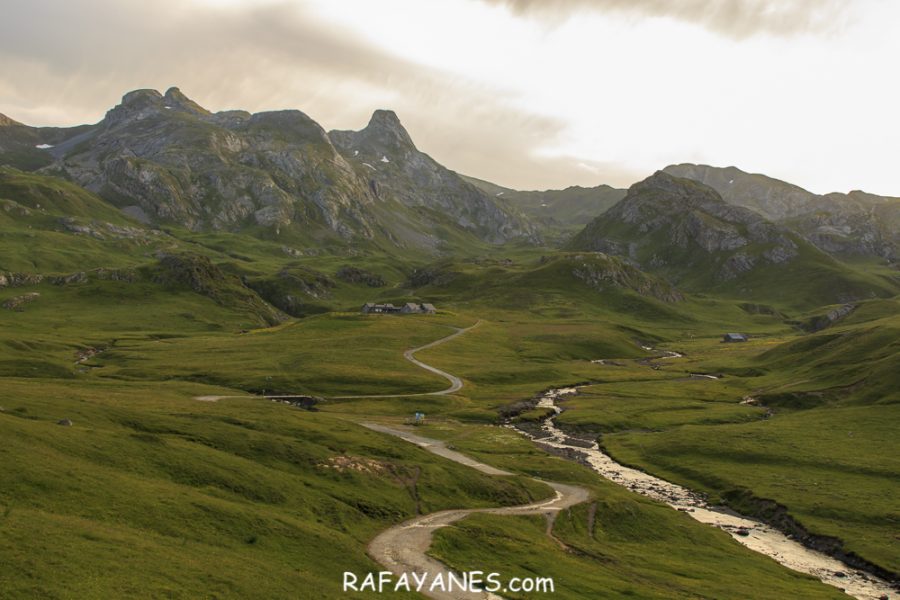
[792,303,857,333]
[336,266,385,287]
[2,292,40,310]
[245,267,335,317]
[0,272,45,287]
[58,217,157,242]
[0,268,137,289]
[568,254,684,303]
[151,253,286,325]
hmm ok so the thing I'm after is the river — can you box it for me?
[516,387,896,600]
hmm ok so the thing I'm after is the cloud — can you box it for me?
[0,0,595,189]
[1,0,892,195]
[479,0,851,38]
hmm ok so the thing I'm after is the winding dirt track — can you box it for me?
[194,320,481,402]
[331,320,481,399]
[362,424,589,600]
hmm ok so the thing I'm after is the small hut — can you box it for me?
[723,333,748,343]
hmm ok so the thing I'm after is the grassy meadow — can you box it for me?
[2,184,898,598]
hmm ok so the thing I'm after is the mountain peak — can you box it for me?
[368,109,402,127]
[121,88,163,107]
[630,170,721,204]
[163,87,210,116]
[107,87,211,125]
[363,109,415,149]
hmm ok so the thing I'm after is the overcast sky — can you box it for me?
[1,0,897,194]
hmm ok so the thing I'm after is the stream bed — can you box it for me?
[516,388,896,600]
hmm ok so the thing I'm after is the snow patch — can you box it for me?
[362,162,376,170]
[353,150,359,156]
[380,155,390,163]
[728,179,734,184]
[35,144,53,149]
[164,106,172,110]
[495,192,504,196]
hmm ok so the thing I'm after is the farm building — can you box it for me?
[361,303,398,314]
[362,302,436,315]
[723,333,748,343]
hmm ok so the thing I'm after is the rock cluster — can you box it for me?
[2,292,40,310]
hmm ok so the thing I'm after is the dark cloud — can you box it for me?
[480,0,850,38]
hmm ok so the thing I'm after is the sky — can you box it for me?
[1,0,897,195]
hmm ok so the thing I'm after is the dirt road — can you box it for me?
[331,320,481,399]
[362,423,589,600]
[195,320,481,402]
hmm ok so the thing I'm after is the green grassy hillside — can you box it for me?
[421,423,845,599]
[1,162,897,597]
[553,305,900,574]
[0,378,549,599]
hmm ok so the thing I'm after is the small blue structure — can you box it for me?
[723,333,749,343]
[414,412,425,425]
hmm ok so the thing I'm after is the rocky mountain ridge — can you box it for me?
[569,172,896,306]
[329,111,538,244]
[0,88,538,251]
[664,163,899,261]
[462,174,626,240]
[572,171,801,274]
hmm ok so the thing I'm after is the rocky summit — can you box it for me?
[570,171,802,273]
[664,163,900,261]
[568,171,894,306]
[329,110,538,244]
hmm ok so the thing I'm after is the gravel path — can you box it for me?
[331,320,481,399]
[363,423,589,600]
[195,320,481,402]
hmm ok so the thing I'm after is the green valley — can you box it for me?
[1,87,898,599]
